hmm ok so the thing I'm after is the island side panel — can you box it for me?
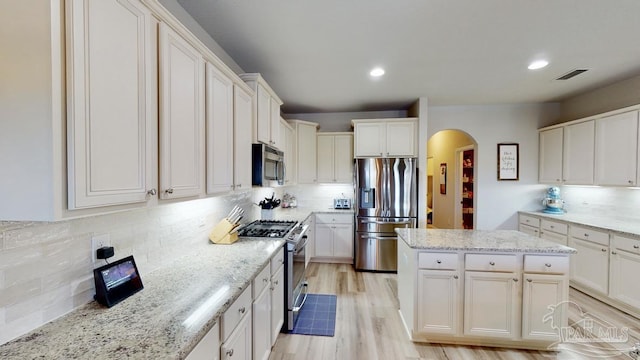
[397,238,416,337]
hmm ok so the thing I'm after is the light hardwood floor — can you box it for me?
[269,263,640,360]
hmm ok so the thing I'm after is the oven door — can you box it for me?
[287,235,308,330]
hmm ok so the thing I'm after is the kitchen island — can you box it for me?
[396,228,576,350]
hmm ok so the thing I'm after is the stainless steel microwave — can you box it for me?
[252,144,285,186]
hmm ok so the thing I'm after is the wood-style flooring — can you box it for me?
[269,263,640,360]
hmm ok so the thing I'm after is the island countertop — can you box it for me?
[396,228,576,253]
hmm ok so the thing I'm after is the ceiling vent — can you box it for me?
[556,69,588,80]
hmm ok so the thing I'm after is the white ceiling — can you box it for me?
[177,0,640,114]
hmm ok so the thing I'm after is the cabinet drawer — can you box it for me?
[519,224,540,237]
[221,285,252,341]
[613,234,640,254]
[524,255,569,274]
[569,225,609,246]
[252,264,271,298]
[519,215,540,227]
[541,220,568,235]
[465,253,517,272]
[270,246,285,274]
[418,252,458,270]
[315,213,353,224]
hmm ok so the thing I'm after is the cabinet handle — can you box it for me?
[545,263,552,267]
[237,184,242,188]
[601,248,607,252]
[513,278,518,282]
[634,245,639,249]
[612,251,617,255]
[147,188,157,196]
[238,306,246,314]
[629,180,634,184]
[165,188,174,194]
[584,233,589,237]
[226,349,234,357]
[453,275,459,279]
[263,278,268,283]
[550,225,555,229]
[436,260,442,264]
[274,280,279,285]
[489,261,495,266]
[527,278,532,282]
[556,179,560,182]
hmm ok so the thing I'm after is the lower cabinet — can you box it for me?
[521,273,568,341]
[186,323,220,360]
[417,269,460,335]
[221,312,252,360]
[270,263,285,345]
[610,244,640,310]
[314,213,354,262]
[252,264,271,360]
[568,236,609,294]
[463,271,519,339]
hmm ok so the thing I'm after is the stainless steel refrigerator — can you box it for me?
[355,158,417,271]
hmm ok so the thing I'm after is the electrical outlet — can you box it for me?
[92,233,111,262]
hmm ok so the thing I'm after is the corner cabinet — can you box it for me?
[317,133,354,184]
[158,23,205,199]
[239,73,283,150]
[289,120,319,184]
[352,118,418,158]
[538,127,563,184]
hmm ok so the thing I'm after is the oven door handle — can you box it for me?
[293,235,308,254]
[292,283,309,312]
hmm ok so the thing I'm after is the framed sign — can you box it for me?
[497,143,519,180]
[439,163,447,194]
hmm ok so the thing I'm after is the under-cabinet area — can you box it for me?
[396,228,574,350]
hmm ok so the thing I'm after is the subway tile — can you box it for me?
[3,222,71,250]
[0,246,44,270]
[0,278,41,307]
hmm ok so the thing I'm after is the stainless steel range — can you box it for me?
[238,219,309,331]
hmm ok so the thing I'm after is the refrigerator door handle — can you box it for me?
[360,235,397,240]
[359,219,413,225]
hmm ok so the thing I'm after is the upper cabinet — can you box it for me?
[563,120,595,185]
[289,120,319,184]
[538,127,564,184]
[239,73,283,150]
[280,119,296,185]
[67,0,157,209]
[352,118,418,158]
[158,23,205,199]
[595,111,639,186]
[233,84,254,191]
[317,133,354,183]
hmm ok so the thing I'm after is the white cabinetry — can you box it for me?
[239,73,283,149]
[205,62,234,194]
[252,265,271,360]
[352,118,418,158]
[463,254,519,339]
[563,120,595,185]
[280,119,296,185]
[595,110,639,186]
[159,23,205,199]
[416,252,461,335]
[270,258,285,345]
[317,133,354,183]
[186,323,220,360]
[538,128,563,184]
[67,0,157,209]
[314,213,354,261]
[540,220,568,246]
[221,286,252,360]
[233,85,253,191]
[290,120,319,184]
[518,214,540,237]
[610,235,640,310]
[568,226,609,295]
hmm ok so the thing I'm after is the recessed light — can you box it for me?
[528,60,549,70]
[370,67,385,77]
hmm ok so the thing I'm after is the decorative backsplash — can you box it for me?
[558,186,640,221]
[0,190,254,345]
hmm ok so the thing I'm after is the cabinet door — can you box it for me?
[569,237,609,294]
[464,271,519,339]
[354,122,385,157]
[610,249,640,309]
[334,134,354,183]
[252,286,270,360]
[386,121,417,157]
[595,111,639,186]
[186,322,220,360]
[316,135,335,183]
[333,223,354,259]
[538,128,563,184]
[417,270,460,335]
[280,119,296,185]
[255,83,271,145]
[67,0,156,209]
[221,310,252,360]
[296,123,317,184]
[233,85,253,190]
[270,97,281,149]
[205,63,234,194]
[314,224,333,257]
[563,120,594,185]
[159,23,205,199]
[305,216,316,264]
[270,265,285,345]
[522,273,567,341]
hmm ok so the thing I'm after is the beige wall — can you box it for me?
[558,73,640,123]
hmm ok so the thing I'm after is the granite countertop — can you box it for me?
[519,210,640,237]
[270,206,354,221]
[396,228,576,254]
[0,237,285,360]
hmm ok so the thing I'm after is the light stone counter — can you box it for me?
[0,237,285,360]
[396,228,576,253]
[519,210,640,237]
[270,206,354,222]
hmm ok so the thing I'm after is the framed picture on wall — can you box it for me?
[497,143,519,180]
[439,163,447,194]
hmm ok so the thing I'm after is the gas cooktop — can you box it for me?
[238,220,297,238]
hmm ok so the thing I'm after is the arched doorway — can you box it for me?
[427,130,477,229]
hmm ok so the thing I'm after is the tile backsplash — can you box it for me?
[558,186,640,221]
[0,190,254,345]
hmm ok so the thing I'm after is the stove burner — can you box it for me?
[238,220,297,238]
